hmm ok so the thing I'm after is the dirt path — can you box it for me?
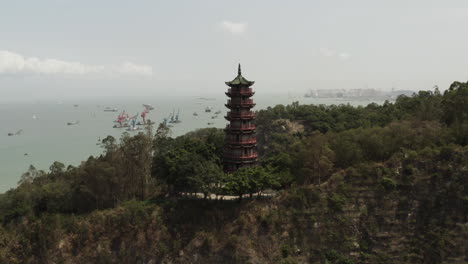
[179,191,277,200]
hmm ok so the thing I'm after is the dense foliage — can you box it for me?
[257,83,467,187]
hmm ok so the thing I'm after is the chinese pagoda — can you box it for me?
[223,64,258,173]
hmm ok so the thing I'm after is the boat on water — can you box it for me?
[174,109,182,123]
[137,120,155,126]
[114,111,130,127]
[126,113,141,131]
[67,121,79,126]
[193,112,198,116]
[140,109,148,124]
[143,104,154,111]
[127,126,141,131]
[7,129,22,136]
[211,115,218,119]
[113,123,129,128]
[73,104,79,107]
[205,107,212,113]
[214,110,221,114]
[168,112,175,123]
[168,109,182,124]
[207,122,214,125]
[104,107,118,112]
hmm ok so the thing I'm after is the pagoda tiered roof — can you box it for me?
[225,64,255,87]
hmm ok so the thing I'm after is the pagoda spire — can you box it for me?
[238,63,241,76]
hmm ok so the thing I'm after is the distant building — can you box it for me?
[304,88,414,99]
[223,64,258,173]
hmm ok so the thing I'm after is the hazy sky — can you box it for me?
[1,0,468,101]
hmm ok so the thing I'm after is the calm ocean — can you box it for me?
[0,94,387,192]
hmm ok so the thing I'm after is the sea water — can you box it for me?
[0,94,388,192]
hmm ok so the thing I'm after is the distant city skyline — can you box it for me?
[1,0,468,101]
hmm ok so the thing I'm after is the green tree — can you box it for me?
[442,81,468,145]
[188,161,223,199]
[293,132,335,185]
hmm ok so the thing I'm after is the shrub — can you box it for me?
[328,194,347,212]
[380,177,397,191]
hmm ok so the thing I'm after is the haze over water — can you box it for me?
[0,93,388,192]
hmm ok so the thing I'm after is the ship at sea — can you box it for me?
[168,109,182,124]
[104,107,118,112]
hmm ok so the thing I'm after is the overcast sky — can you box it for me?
[1,0,468,101]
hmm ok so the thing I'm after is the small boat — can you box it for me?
[113,123,130,128]
[214,110,221,114]
[168,109,182,124]
[67,121,79,126]
[137,120,155,126]
[73,104,79,107]
[168,112,175,123]
[211,115,218,119]
[207,122,214,125]
[8,130,22,136]
[143,104,154,111]
[127,126,142,131]
[193,112,198,116]
[205,107,212,113]
[104,107,118,112]
[125,113,141,131]
[174,109,182,123]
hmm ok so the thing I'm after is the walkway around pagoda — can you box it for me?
[178,191,278,201]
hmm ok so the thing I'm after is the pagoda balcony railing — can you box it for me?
[225,111,256,119]
[225,99,255,107]
[226,138,257,145]
[225,124,256,131]
[223,154,258,161]
[225,88,254,96]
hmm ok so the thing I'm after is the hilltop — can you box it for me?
[0,81,467,263]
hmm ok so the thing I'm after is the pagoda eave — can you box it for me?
[223,131,256,135]
[224,104,256,108]
[224,117,255,121]
[225,145,257,149]
[225,92,255,97]
[224,129,256,133]
[225,81,255,87]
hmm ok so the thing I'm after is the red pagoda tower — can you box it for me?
[223,64,258,173]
